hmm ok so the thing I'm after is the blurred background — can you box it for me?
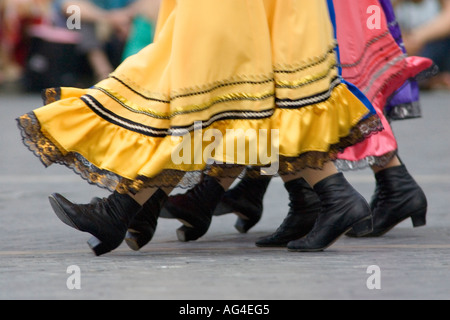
[1,0,449,94]
[0,0,161,93]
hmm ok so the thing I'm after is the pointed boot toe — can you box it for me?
[49,191,142,256]
[288,173,372,252]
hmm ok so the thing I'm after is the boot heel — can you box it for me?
[124,231,141,251]
[350,217,373,237]
[235,217,249,234]
[235,215,259,234]
[411,209,427,228]
[177,225,204,242]
[87,236,112,256]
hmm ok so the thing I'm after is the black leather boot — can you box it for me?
[287,173,373,252]
[347,165,427,237]
[48,191,142,256]
[256,178,321,247]
[162,175,225,242]
[124,189,168,251]
[213,173,272,233]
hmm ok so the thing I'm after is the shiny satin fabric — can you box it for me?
[331,0,433,167]
[18,0,379,192]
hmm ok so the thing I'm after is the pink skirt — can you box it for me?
[333,0,434,169]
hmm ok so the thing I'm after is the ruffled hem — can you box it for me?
[335,150,397,172]
[385,100,421,121]
[278,114,382,174]
[385,63,439,121]
[17,111,382,193]
[415,63,440,82]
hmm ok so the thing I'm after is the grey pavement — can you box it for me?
[0,91,450,300]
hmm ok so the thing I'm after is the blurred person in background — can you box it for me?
[121,0,160,60]
[0,0,52,88]
[55,0,135,82]
[394,0,450,89]
[55,0,160,82]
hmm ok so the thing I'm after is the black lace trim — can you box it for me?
[17,112,382,193]
[278,115,383,174]
[415,63,440,82]
[335,150,398,172]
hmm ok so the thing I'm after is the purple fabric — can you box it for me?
[379,0,406,52]
[378,0,421,118]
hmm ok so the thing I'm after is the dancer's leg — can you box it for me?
[284,162,373,252]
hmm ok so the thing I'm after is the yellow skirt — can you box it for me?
[17,0,381,193]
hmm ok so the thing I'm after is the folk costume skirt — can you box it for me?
[17,0,381,193]
[330,0,435,170]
